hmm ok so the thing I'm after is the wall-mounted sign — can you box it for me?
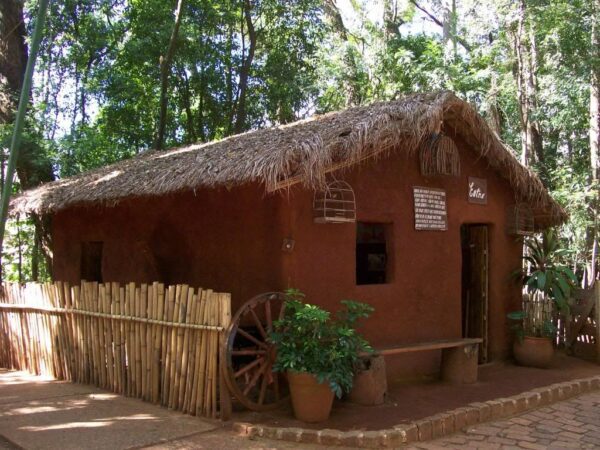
[468,177,487,204]
[413,186,448,231]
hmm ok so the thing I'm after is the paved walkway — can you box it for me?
[0,368,599,449]
[411,391,600,449]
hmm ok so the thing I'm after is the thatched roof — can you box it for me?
[11,91,566,226]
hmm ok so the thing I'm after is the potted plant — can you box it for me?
[270,289,373,422]
[508,229,577,368]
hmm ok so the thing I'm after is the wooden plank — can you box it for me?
[371,338,484,356]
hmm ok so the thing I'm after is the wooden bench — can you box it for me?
[366,338,483,384]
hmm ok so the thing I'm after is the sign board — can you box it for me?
[468,177,487,204]
[413,186,448,231]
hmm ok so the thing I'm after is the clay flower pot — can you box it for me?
[287,371,334,422]
[513,336,554,368]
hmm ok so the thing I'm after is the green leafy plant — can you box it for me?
[509,229,578,340]
[270,289,373,398]
[519,229,578,311]
[506,310,557,342]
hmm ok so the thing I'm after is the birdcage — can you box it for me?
[420,132,461,176]
[506,203,535,236]
[313,180,356,224]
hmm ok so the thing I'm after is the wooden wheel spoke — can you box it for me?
[237,328,268,349]
[248,308,268,341]
[242,361,268,396]
[258,363,270,405]
[231,349,265,356]
[265,300,272,333]
[234,356,263,379]
[223,292,289,411]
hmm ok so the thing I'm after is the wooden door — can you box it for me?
[461,225,489,363]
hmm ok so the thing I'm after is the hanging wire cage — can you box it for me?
[506,203,535,235]
[313,180,356,224]
[420,132,461,177]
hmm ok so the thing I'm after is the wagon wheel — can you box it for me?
[221,292,289,411]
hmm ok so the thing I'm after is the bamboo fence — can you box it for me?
[0,281,231,418]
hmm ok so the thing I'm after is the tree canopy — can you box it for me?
[0,0,598,284]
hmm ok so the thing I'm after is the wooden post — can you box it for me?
[219,293,232,421]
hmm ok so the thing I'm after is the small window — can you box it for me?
[356,223,389,285]
[81,242,103,282]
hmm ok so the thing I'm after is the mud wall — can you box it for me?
[52,134,523,380]
[277,135,523,379]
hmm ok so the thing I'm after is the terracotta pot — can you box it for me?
[513,336,554,368]
[287,371,334,422]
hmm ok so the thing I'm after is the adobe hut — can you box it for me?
[12,91,565,380]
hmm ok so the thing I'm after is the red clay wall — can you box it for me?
[52,184,283,309]
[52,135,523,380]
[277,137,523,379]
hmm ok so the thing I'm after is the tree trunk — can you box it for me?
[0,0,27,124]
[232,0,257,134]
[155,0,186,150]
[526,19,544,176]
[588,0,599,283]
[513,0,530,166]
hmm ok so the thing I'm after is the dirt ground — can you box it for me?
[0,353,598,449]
[235,353,600,431]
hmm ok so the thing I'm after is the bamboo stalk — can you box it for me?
[161,285,175,406]
[182,292,199,413]
[190,288,207,415]
[205,292,218,417]
[177,287,194,410]
[219,292,232,420]
[140,284,148,400]
[111,283,121,393]
[171,284,188,409]
[194,289,210,416]
[153,283,164,404]
[119,285,127,395]
[125,283,133,396]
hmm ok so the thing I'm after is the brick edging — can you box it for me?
[233,375,600,448]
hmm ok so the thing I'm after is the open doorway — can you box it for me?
[461,224,489,363]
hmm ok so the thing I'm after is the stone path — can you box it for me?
[410,391,600,449]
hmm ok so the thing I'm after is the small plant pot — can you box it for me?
[513,336,554,368]
[287,371,334,422]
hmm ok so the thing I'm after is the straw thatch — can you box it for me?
[11,91,566,226]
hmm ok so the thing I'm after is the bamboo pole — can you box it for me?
[125,283,133,396]
[140,284,148,400]
[190,288,207,415]
[152,283,164,404]
[161,285,175,405]
[205,292,218,417]
[0,281,230,418]
[111,283,121,393]
[119,285,127,395]
[194,289,210,416]
[170,284,187,409]
[219,292,232,420]
[182,292,199,413]
[177,287,194,410]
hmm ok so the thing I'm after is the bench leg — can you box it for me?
[441,344,479,384]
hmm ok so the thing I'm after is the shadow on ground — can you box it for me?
[0,370,217,450]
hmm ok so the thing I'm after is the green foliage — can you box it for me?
[518,230,578,311]
[4,0,598,283]
[269,289,373,398]
[506,310,557,342]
